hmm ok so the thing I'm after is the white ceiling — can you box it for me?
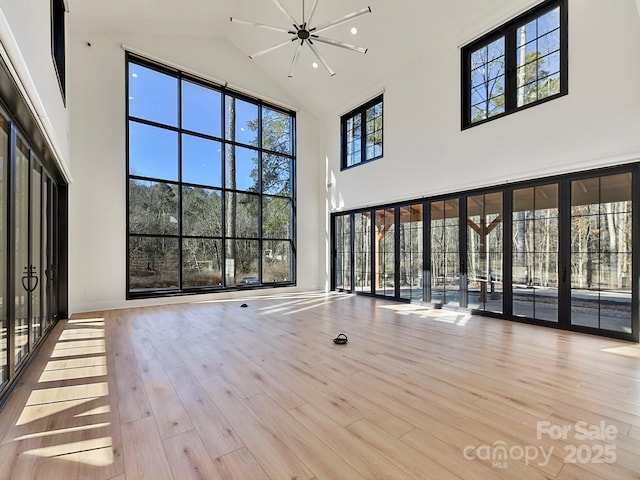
[68,0,388,115]
[66,0,534,116]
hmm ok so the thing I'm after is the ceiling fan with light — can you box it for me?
[230,0,372,77]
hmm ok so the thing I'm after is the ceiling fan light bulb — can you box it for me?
[232,0,371,76]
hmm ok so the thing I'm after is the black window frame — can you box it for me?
[125,53,296,299]
[330,162,640,344]
[340,94,383,170]
[51,0,66,103]
[461,0,568,129]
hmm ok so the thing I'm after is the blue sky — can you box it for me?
[128,63,263,190]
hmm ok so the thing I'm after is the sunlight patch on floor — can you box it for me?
[261,293,353,315]
[379,303,472,326]
[14,423,111,442]
[194,290,328,305]
[58,329,105,341]
[601,345,640,358]
[38,364,108,383]
[16,398,97,425]
[7,316,115,475]
[44,356,108,371]
[17,384,109,426]
[23,437,115,466]
[26,382,109,406]
[75,405,111,417]
[51,339,106,358]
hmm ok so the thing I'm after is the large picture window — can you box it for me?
[126,54,295,298]
[461,0,567,128]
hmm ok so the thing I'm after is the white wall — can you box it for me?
[30,0,640,312]
[68,31,323,313]
[0,0,70,177]
[325,0,640,212]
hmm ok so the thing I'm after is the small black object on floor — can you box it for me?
[240,303,248,308]
[333,333,348,345]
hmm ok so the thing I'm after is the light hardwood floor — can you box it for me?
[1,291,639,480]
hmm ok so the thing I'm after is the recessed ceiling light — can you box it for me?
[351,27,358,35]
[312,62,319,69]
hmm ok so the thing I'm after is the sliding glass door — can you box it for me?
[467,192,503,313]
[374,208,395,297]
[512,184,559,322]
[336,204,425,299]
[0,116,7,389]
[31,162,43,346]
[570,173,632,334]
[10,134,60,374]
[332,166,637,341]
[42,177,56,334]
[0,69,66,406]
[430,199,461,307]
[334,214,352,291]
[399,204,423,300]
[14,137,30,367]
[354,212,372,293]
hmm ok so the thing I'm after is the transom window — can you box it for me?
[462,0,567,128]
[341,95,383,170]
[126,54,296,298]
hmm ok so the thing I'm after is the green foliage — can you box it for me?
[129,180,179,235]
[471,80,505,124]
[129,101,294,290]
[472,49,560,123]
[248,108,292,196]
[516,51,560,107]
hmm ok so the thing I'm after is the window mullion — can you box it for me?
[505,28,517,114]
[178,75,184,291]
[258,104,263,284]
[360,111,366,164]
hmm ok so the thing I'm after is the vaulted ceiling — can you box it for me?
[67,0,548,116]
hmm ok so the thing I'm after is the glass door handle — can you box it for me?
[45,265,56,281]
[21,266,39,292]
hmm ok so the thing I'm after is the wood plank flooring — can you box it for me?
[1,291,640,479]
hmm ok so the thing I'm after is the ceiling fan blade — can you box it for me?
[249,38,295,59]
[272,0,299,28]
[288,42,303,78]
[306,0,320,25]
[311,35,367,54]
[230,17,295,34]
[307,40,335,76]
[311,6,371,35]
